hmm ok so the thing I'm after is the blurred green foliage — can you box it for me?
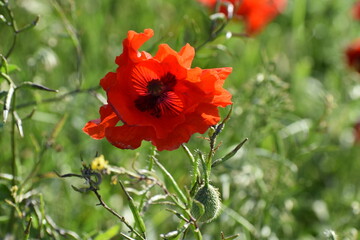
[2,0,360,239]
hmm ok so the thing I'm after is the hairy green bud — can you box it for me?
[191,184,221,222]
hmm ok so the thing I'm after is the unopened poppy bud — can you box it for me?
[191,184,221,222]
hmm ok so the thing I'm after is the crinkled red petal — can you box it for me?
[105,124,154,149]
[150,103,220,151]
[83,105,119,139]
[154,43,195,69]
[115,28,154,66]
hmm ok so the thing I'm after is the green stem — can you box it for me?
[182,144,200,187]
[148,145,156,171]
[10,90,17,186]
[198,152,209,187]
[3,1,18,59]
[191,224,203,240]
[6,87,17,234]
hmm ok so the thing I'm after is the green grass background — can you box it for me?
[2,0,360,239]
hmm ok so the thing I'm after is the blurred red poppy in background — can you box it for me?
[352,1,360,20]
[197,0,287,35]
[346,39,360,73]
[354,121,360,143]
[83,29,232,151]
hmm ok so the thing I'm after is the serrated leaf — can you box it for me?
[94,225,120,240]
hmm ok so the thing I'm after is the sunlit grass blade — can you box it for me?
[223,205,257,237]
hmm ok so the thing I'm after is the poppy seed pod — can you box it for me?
[191,184,221,222]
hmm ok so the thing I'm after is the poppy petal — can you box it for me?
[155,43,195,69]
[178,44,195,68]
[115,28,154,66]
[100,72,117,92]
[105,125,154,149]
[83,105,119,139]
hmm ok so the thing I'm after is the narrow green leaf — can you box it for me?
[160,222,190,239]
[223,206,257,236]
[0,55,8,75]
[14,111,23,137]
[212,138,248,168]
[17,82,58,93]
[3,84,15,123]
[154,158,188,205]
[120,233,136,240]
[17,16,39,33]
[6,64,21,74]
[50,114,68,140]
[24,217,32,240]
[119,181,146,235]
[222,233,240,240]
[94,225,120,240]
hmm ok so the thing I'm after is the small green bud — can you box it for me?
[191,184,221,223]
[208,126,216,138]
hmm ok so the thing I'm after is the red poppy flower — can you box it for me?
[353,2,360,20]
[83,29,232,151]
[346,39,360,73]
[197,0,287,35]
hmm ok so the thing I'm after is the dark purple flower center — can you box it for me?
[134,73,183,118]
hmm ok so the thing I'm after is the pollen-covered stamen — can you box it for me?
[134,73,183,118]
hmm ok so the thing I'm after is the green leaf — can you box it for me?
[0,14,6,23]
[222,233,240,240]
[154,158,188,205]
[119,181,146,234]
[212,138,248,168]
[94,225,120,240]
[17,82,58,92]
[3,84,15,123]
[6,64,21,74]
